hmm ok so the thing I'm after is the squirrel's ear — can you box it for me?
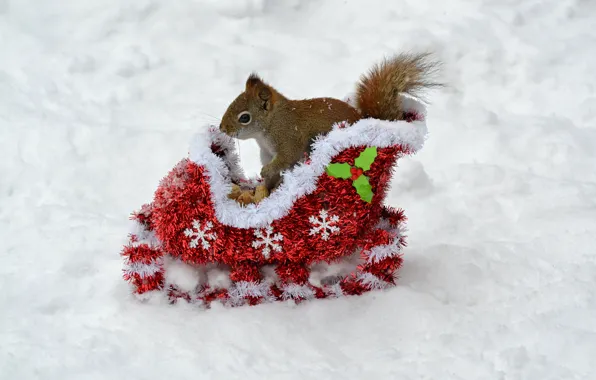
[259,87,273,111]
[246,73,264,92]
[258,86,271,101]
[246,73,274,111]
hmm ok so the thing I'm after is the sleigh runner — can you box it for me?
[121,95,428,308]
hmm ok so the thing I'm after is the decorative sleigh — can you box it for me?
[121,95,429,309]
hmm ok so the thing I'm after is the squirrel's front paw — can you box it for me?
[260,164,277,181]
[260,165,281,191]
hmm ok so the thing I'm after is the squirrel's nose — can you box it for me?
[219,124,232,135]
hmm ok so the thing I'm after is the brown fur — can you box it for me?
[356,52,441,121]
[220,52,440,191]
[261,97,361,177]
[220,76,360,189]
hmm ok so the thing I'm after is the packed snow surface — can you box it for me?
[1,0,596,378]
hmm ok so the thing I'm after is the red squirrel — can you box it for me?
[220,52,440,191]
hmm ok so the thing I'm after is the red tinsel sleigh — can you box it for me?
[121,95,428,309]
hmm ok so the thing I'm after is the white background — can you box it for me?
[1,0,595,378]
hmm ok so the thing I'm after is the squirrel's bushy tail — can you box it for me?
[355,52,441,121]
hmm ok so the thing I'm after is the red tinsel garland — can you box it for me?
[121,111,423,309]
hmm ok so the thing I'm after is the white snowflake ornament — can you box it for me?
[252,226,283,259]
[184,219,217,250]
[309,209,340,241]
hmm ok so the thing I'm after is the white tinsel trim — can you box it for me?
[363,217,407,263]
[226,281,274,306]
[374,218,392,232]
[128,219,161,248]
[355,272,392,290]
[325,283,344,298]
[366,238,402,264]
[281,283,316,300]
[123,220,163,278]
[375,216,408,233]
[123,260,162,278]
[189,96,427,229]
[207,129,245,184]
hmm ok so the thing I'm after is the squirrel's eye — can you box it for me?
[238,111,251,125]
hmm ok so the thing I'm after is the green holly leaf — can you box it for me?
[353,175,373,203]
[354,147,377,171]
[326,163,352,179]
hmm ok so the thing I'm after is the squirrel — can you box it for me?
[219,52,440,191]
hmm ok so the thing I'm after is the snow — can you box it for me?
[1,0,595,378]
[163,257,202,293]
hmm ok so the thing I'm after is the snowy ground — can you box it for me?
[2,0,596,378]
